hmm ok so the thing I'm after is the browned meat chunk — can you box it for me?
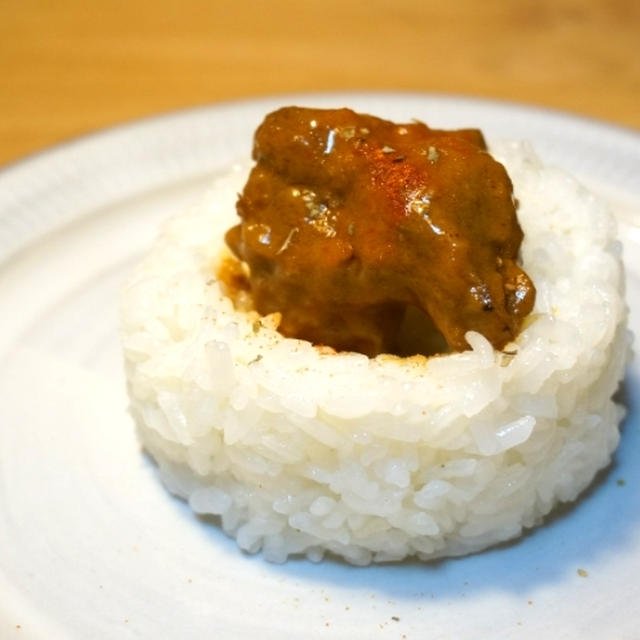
[225,107,535,356]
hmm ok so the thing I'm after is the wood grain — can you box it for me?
[1,0,638,166]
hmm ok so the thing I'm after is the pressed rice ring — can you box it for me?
[120,141,630,565]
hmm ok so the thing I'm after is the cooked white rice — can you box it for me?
[120,141,630,564]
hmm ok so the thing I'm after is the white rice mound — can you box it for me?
[120,141,630,565]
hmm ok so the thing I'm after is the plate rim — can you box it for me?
[2,90,639,177]
[2,90,639,272]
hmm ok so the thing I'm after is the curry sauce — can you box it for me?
[225,107,535,356]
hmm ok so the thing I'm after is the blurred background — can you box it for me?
[1,0,638,167]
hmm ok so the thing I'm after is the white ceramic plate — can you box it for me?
[1,93,639,640]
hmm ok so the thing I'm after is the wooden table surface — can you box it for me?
[1,0,639,168]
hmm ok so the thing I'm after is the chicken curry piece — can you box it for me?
[225,107,535,357]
